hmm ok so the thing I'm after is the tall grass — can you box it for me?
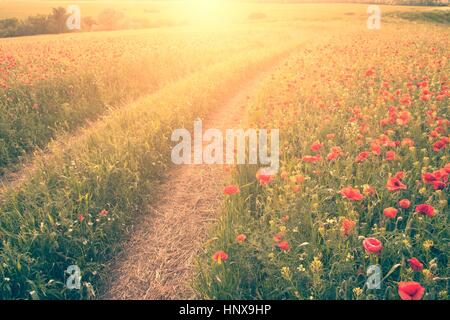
[0,43,297,299]
[195,25,449,300]
[0,27,289,173]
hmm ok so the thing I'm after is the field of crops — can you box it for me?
[0,24,301,173]
[0,1,448,301]
[196,24,449,300]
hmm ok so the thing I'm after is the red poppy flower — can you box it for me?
[433,137,448,152]
[363,237,382,254]
[99,209,109,216]
[355,151,370,163]
[340,187,364,201]
[415,204,436,217]
[224,185,240,195]
[278,241,289,251]
[422,172,438,184]
[311,141,323,152]
[341,218,356,236]
[256,169,275,186]
[399,199,411,209]
[78,214,85,222]
[386,151,396,161]
[371,143,381,156]
[213,251,229,264]
[398,282,425,300]
[408,258,424,272]
[386,176,407,192]
[384,207,398,219]
[236,234,246,243]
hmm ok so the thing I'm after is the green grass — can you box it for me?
[195,25,449,300]
[0,44,296,299]
[387,10,450,25]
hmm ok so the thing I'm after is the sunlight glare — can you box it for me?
[185,0,230,26]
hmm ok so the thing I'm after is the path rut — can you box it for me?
[101,61,283,300]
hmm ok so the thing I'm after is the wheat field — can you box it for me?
[0,1,448,301]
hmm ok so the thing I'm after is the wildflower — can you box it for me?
[353,287,363,297]
[423,240,434,251]
[281,266,291,279]
[223,185,240,195]
[401,138,414,147]
[309,257,323,274]
[236,234,246,243]
[355,151,370,163]
[386,151,396,161]
[78,214,85,222]
[278,241,289,251]
[311,141,323,152]
[213,251,228,265]
[363,237,382,254]
[383,207,398,219]
[408,257,424,272]
[256,168,275,186]
[438,290,448,299]
[386,176,407,192]
[398,282,425,300]
[363,185,376,196]
[99,209,108,216]
[340,187,364,201]
[371,143,381,155]
[433,137,447,152]
[297,264,306,273]
[341,218,356,236]
[415,204,436,217]
[422,269,433,281]
[399,199,411,209]
[327,149,341,161]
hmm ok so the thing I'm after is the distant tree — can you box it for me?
[48,7,69,33]
[18,15,50,36]
[0,18,19,37]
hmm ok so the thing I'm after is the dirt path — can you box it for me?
[101,62,282,300]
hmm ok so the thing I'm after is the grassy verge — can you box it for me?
[195,26,449,300]
[0,42,298,299]
[387,10,450,25]
[0,27,288,174]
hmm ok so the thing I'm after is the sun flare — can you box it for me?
[184,0,230,26]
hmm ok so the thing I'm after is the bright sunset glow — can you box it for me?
[184,0,230,25]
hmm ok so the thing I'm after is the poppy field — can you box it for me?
[196,22,449,300]
[0,1,448,301]
[0,25,296,173]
